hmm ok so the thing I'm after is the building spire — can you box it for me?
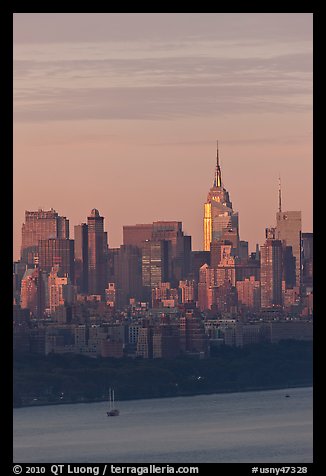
[278,174,282,213]
[214,139,222,187]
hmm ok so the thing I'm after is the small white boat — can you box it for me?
[107,388,120,417]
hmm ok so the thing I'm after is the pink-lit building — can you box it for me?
[21,208,69,266]
[236,276,261,310]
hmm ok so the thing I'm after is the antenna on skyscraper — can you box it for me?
[278,174,282,213]
[214,139,222,187]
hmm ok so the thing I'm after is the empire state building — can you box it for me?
[203,142,239,252]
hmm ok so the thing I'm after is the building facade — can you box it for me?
[123,224,153,248]
[260,238,283,308]
[38,238,75,283]
[276,210,301,289]
[87,209,108,295]
[141,240,170,298]
[21,208,69,266]
[74,223,88,293]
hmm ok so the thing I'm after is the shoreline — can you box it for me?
[13,381,312,409]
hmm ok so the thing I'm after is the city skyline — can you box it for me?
[13,13,312,259]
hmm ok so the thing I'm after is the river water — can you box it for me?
[13,386,313,463]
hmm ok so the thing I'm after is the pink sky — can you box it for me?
[13,13,312,260]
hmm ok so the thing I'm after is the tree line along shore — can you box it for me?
[13,340,312,408]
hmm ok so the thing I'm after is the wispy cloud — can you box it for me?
[14,51,312,123]
[14,80,311,123]
[13,13,313,44]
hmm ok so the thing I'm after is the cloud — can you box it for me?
[143,134,311,147]
[13,13,312,44]
[13,82,311,123]
[13,51,312,123]
[13,52,313,80]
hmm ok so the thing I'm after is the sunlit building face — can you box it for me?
[203,143,239,252]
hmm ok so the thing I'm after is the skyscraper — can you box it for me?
[123,224,153,248]
[124,221,191,284]
[74,223,88,293]
[190,251,210,283]
[152,221,191,284]
[276,211,301,289]
[142,240,170,300]
[302,232,313,293]
[87,209,108,295]
[260,238,283,308]
[38,238,75,283]
[115,245,142,306]
[203,142,239,252]
[21,208,69,266]
[275,182,302,289]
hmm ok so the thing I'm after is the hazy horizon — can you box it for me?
[13,13,313,260]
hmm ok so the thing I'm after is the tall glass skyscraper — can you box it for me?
[87,209,108,295]
[276,211,302,289]
[260,238,283,309]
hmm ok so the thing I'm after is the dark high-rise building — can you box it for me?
[239,241,249,260]
[183,235,192,278]
[276,211,301,289]
[124,221,191,286]
[38,238,75,283]
[302,232,313,293]
[302,232,313,261]
[203,142,239,252]
[21,208,69,266]
[260,239,283,309]
[115,245,142,306]
[235,258,260,282]
[123,224,153,248]
[190,251,210,283]
[74,223,88,293]
[107,247,119,284]
[282,245,296,289]
[264,224,295,291]
[87,209,108,296]
[152,221,191,284]
[142,240,170,300]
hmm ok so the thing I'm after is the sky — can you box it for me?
[13,13,313,260]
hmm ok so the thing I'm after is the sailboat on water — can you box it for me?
[107,388,120,417]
